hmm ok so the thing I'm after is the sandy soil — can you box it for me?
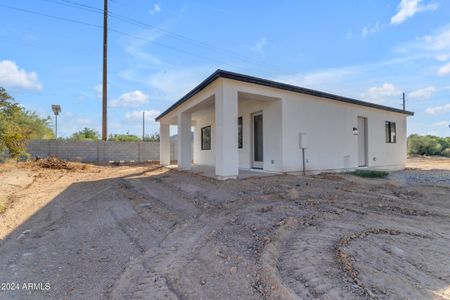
[406,156,450,170]
[0,158,449,299]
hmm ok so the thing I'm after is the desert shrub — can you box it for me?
[348,170,389,178]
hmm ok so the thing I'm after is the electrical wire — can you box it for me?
[42,0,257,64]
[0,3,238,68]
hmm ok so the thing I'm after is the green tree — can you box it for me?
[408,134,443,155]
[108,133,140,141]
[69,128,99,140]
[144,133,160,142]
[0,87,53,158]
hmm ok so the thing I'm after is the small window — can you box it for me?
[385,121,396,143]
[238,117,243,149]
[201,126,211,150]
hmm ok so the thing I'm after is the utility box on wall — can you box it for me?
[299,133,308,149]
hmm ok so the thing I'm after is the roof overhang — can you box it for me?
[155,69,414,121]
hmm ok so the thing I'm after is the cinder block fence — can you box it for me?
[26,140,177,163]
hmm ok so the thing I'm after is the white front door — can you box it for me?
[357,116,368,167]
[252,112,263,169]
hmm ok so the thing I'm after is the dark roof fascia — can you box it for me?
[155,69,414,121]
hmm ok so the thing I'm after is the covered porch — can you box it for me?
[159,79,282,180]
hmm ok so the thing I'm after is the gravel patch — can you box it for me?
[389,169,450,187]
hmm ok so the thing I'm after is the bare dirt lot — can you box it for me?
[0,157,449,299]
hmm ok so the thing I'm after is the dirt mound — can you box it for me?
[21,156,91,171]
[37,156,74,169]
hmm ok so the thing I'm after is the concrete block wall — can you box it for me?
[26,140,177,163]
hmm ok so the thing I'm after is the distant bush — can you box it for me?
[108,133,140,142]
[442,148,450,157]
[408,134,449,156]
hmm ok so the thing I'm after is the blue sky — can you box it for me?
[1,0,450,137]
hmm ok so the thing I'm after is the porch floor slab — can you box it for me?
[167,164,280,179]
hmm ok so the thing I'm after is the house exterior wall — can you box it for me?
[237,99,282,172]
[191,97,282,172]
[281,93,407,172]
[193,112,215,165]
[160,77,409,174]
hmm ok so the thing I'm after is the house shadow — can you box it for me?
[0,165,175,299]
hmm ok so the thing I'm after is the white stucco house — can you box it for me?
[156,70,413,179]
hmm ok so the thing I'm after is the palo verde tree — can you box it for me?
[0,87,53,158]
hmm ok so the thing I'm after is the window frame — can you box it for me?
[201,125,211,150]
[238,116,243,149]
[385,121,397,143]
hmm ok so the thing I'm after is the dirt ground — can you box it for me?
[0,157,449,299]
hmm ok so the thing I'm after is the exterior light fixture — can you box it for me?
[352,127,358,135]
[51,104,61,139]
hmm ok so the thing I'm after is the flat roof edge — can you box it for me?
[155,69,414,121]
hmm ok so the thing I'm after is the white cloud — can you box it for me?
[362,83,402,103]
[391,0,438,25]
[120,66,212,102]
[77,118,92,125]
[432,121,449,128]
[125,109,161,122]
[436,54,450,61]
[438,62,450,76]
[362,21,382,38]
[111,90,150,108]
[251,37,267,55]
[94,84,102,98]
[23,35,38,42]
[409,86,436,99]
[0,60,42,90]
[123,29,166,66]
[273,67,358,87]
[149,4,161,15]
[425,103,450,115]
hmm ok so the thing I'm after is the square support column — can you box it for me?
[177,112,192,170]
[215,85,238,179]
[159,123,170,166]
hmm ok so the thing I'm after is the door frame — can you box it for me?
[357,116,368,167]
[251,111,263,169]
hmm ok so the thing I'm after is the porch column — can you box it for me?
[215,85,238,179]
[159,123,170,166]
[177,111,192,170]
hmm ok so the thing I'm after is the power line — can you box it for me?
[0,3,237,67]
[43,0,102,13]
[42,0,256,64]
[0,3,102,29]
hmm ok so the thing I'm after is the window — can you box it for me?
[238,117,243,149]
[385,121,396,143]
[201,126,211,150]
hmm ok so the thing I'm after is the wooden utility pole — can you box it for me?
[142,111,145,141]
[402,92,405,111]
[102,0,108,141]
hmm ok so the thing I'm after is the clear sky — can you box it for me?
[1,0,450,137]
